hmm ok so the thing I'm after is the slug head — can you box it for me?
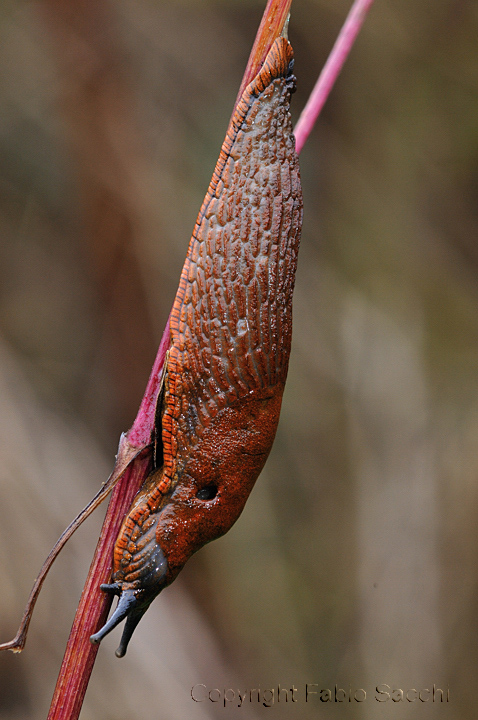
[90,388,283,656]
[90,540,168,657]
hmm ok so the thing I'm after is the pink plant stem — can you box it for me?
[294,0,375,155]
[45,322,170,720]
[127,317,171,447]
[46,453,152,720]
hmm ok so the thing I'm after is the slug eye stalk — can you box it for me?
[90,587,150,658]
[90,590,137,647]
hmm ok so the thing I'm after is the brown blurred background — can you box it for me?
[0,0,477,718]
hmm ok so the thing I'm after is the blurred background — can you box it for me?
[0,0,477,718]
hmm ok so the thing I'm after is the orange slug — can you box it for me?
[90,36,303,657]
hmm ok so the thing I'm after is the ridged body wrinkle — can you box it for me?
[92,37,302,656]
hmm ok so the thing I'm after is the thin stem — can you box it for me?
[294,0,375,155]
[46,453,151,720]
[44,319,170,719]
[126,317,170,447]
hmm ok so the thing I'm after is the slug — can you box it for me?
[90,36,303,657]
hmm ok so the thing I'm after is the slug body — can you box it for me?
[91,37,302,656]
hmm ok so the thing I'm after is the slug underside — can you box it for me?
[91,36,302,657]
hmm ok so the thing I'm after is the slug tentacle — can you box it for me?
[91,36,302,654]
[90,590,137,645]
[114,606,149,658]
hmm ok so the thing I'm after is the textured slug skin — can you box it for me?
[112,37,302,607]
